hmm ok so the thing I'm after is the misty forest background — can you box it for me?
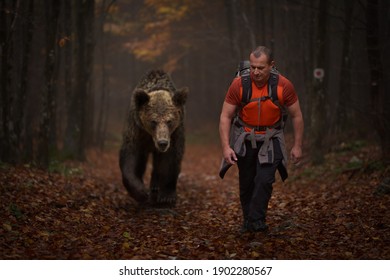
[1,0,390,261]
[1,0,389,167]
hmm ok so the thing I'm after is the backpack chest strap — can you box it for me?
[235,116,283,132]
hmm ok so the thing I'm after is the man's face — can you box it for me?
[249,53,274,87]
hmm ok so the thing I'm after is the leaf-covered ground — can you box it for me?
[1,136,389,259]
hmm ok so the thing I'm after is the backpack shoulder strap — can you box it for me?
[269,69,288,128]
[242,68,279,103]
[237,60,252,106]
[241,66,279,106]
[241,74,252,105]
[268,69,279,102]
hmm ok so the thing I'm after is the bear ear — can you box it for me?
[134,89,149,108]
[173,87,188,106]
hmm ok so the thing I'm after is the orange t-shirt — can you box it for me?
[225,74,297,131]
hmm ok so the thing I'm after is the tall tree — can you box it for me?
[62,0,74,157]
[225,0,243,60]
[0,0,36,163]
[64,0,95,160]
[0,0,18,162]
[310,0,329,164]
[37,0,61,168]
[254,0,266,45]
[300,2,315,131]
[366,0,390,161]
[95,0,115,149]
[16,0,35,162]
[84,0,95,149]
[334,0,354,135]
[225,0,259,60]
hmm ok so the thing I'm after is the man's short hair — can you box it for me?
[251,46,273,63]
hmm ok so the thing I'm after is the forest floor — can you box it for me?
[0,132,389,260]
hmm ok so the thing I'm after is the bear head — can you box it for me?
[134,87,188,152]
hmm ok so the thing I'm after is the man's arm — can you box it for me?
[219,101,238,165]
[287,100,304,164]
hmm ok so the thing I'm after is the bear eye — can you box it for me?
[150,121,157,129]
[167,120,173,128]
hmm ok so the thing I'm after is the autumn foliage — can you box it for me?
[0,136,389,259]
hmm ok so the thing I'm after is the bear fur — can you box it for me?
[119,70,188,206]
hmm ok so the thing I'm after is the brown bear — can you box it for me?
[119,70,188,206]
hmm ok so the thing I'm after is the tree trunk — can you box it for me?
[84,0,95,150]
[366,0,390,161]
[0,0,20,163]
[63,1,82,159]
[269,0,275,51]
[225,0,242,60]
[64,0,95,160]
[37,0,60,168]
[241,1,256,50]
[95,0,113,149]
[17,0,35,162]
[254,0,266,45]
[310,0,328,165]
[301,3,315,131]
[0,0,10,162]
[63,0,76,158]
[334,0,354,136]
[64,0,82,160]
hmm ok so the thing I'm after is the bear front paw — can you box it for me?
[150,193,176,207]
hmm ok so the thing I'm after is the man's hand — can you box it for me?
[290,145,302,165]
[223,146,238,165]
[287,100,304,166]
[219,101,239,165]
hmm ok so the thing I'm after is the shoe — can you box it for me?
[250,220,268,232]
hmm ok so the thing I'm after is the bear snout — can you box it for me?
[154,122,171,152]
[157,139,170,152]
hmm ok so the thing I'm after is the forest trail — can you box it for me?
[1,137,389,259]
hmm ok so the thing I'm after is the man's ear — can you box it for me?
[173,87,188,106]
[134,89,149,109]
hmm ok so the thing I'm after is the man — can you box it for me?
[219,46,304,233]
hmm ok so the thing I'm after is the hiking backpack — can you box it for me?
[236,60,287,130]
